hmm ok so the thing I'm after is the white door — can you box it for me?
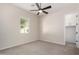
[76,15,79,48]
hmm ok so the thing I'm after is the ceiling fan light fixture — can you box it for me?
[31,3,52,15]
[38,10,42,13]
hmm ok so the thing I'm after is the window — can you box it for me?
[20,16,29,33]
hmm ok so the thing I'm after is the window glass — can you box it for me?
[20,16,29,33]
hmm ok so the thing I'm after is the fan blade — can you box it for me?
[30,10,38,11]
[39,3,41,8]
[43,11,48,14]
[37,12,40,15]
[42,6,51,10]
[36,3,40,9]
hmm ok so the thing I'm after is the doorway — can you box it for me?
[64,13,79,48]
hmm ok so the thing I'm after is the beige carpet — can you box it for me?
[0,40,79,55]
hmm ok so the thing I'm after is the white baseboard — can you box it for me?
[0,39,65,50]
[41,40,65,46]
[0,40,37,50]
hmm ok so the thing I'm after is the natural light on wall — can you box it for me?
[20,16,29,33]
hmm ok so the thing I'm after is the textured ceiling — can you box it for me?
[12,3,79,16]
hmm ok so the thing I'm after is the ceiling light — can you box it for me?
[38,10,42,13]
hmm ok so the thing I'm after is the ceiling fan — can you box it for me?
[30,3,52,15]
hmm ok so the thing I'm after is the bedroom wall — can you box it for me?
[0,4,39,50]
[40,4,79,45]
[40,13,65,45]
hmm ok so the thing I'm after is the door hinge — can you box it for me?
[76,32,78,34]
[76,40,78,42]
[76,23,78,25]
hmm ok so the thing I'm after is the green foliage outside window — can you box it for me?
[21,18,26,28]
[20,16,29,33]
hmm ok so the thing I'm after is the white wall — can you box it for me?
[40,12,65,45]
[0,4,39,50]
[40,5,79,45]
